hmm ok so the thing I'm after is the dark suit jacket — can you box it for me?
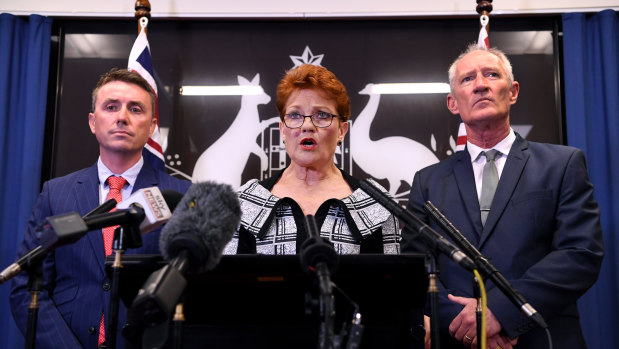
[10,161,191,348]
[401,134,604,348]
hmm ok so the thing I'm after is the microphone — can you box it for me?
[300,214,339,278]
[131,181,241,326]
[358,179,476,272]
[300,215,338,349]
[36,187,176,251]
[423,201,548,329]
[116,187,180,234]
[0,198,117,284]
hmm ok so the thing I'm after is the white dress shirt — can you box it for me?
[96,156,144,204]
[467,128,516,202]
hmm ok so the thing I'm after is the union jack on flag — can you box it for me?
[128,22,165,170]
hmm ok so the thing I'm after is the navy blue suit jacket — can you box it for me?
[402,134,604,348]
[10,161,191,348]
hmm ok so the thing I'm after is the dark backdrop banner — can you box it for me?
[563,9,619,349]
[0,13,52,349]
[53,18,559,206]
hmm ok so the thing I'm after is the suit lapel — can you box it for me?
[479,134,530,247]
[72,161,161,275]
[74,163,108,275]
[452,150,484,239]
[133,161,159,193]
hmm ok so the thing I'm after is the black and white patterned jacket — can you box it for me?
[224,170,400,255]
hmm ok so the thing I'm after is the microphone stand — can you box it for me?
[423,201,548,330]
[106,219,144,349]
[172,297,185,349]
[317,262,336,349]
[25,257,44,349]
[357,180,479,349]
[425,254,441,349]
[300,215,340,349]
[473,276,482,345]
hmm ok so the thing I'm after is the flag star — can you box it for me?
[290,46,324,68]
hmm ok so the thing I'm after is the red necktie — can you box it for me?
[102,176,126,257]
[99,175,126,347]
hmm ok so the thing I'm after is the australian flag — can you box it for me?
[128,24,165,171]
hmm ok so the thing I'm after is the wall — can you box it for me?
[1,0,617,18]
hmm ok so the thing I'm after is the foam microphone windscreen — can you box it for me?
[159,181,241,273]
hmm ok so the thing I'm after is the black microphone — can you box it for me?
[131,181,241,326]
[358,179,476,272]
[86,198,119,217]
[36,187,177,251]
[300,215,338,349]
[423,201,548,329]
[300,214,338,278]
[0,198,118,284]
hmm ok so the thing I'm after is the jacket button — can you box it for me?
[102,282,111,291]
[88,326,96,335]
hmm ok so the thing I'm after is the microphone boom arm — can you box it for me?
[358,180,476,272]
[423,201,548,330]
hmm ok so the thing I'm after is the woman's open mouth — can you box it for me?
[300,138,317,150]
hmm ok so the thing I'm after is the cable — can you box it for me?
[331,282,363,349]
[473,269,487,349]
[544,327,554,349]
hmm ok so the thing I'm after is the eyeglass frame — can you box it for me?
[281,111,343,129]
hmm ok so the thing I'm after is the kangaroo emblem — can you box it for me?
[192,74,279,189]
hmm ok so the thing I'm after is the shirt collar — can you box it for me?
[97,156,144,187]
[467,128,516,162]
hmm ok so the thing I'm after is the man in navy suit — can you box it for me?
[402,45,604,349]
[10,69,191,348]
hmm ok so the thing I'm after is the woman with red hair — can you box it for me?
[224,64,399,255]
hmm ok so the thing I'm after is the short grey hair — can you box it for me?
[448,43,514,94]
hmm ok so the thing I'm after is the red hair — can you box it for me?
[276,64,350,122]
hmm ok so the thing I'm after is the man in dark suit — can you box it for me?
[402,44,604,349]
[10,69,191,348]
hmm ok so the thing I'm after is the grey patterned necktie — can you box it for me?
[480,149,500,226]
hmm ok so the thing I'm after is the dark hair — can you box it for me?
[276,64,350,122]
[91,68,156,116]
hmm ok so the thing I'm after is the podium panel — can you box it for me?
[108,254,428,349]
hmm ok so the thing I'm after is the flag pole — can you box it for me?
[130,0,167,170]
[476,0,493,37]
[135,0,151,35]
[104,7,154,342]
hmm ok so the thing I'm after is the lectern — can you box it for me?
[107,253,428,349]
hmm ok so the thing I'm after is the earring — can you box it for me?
[337,140,342,146]
[282,139,286,144]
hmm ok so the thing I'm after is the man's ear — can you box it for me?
[446,94,459,115]
[149,117,157,137]
[88,113,96,134]
[509,81,520,105]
